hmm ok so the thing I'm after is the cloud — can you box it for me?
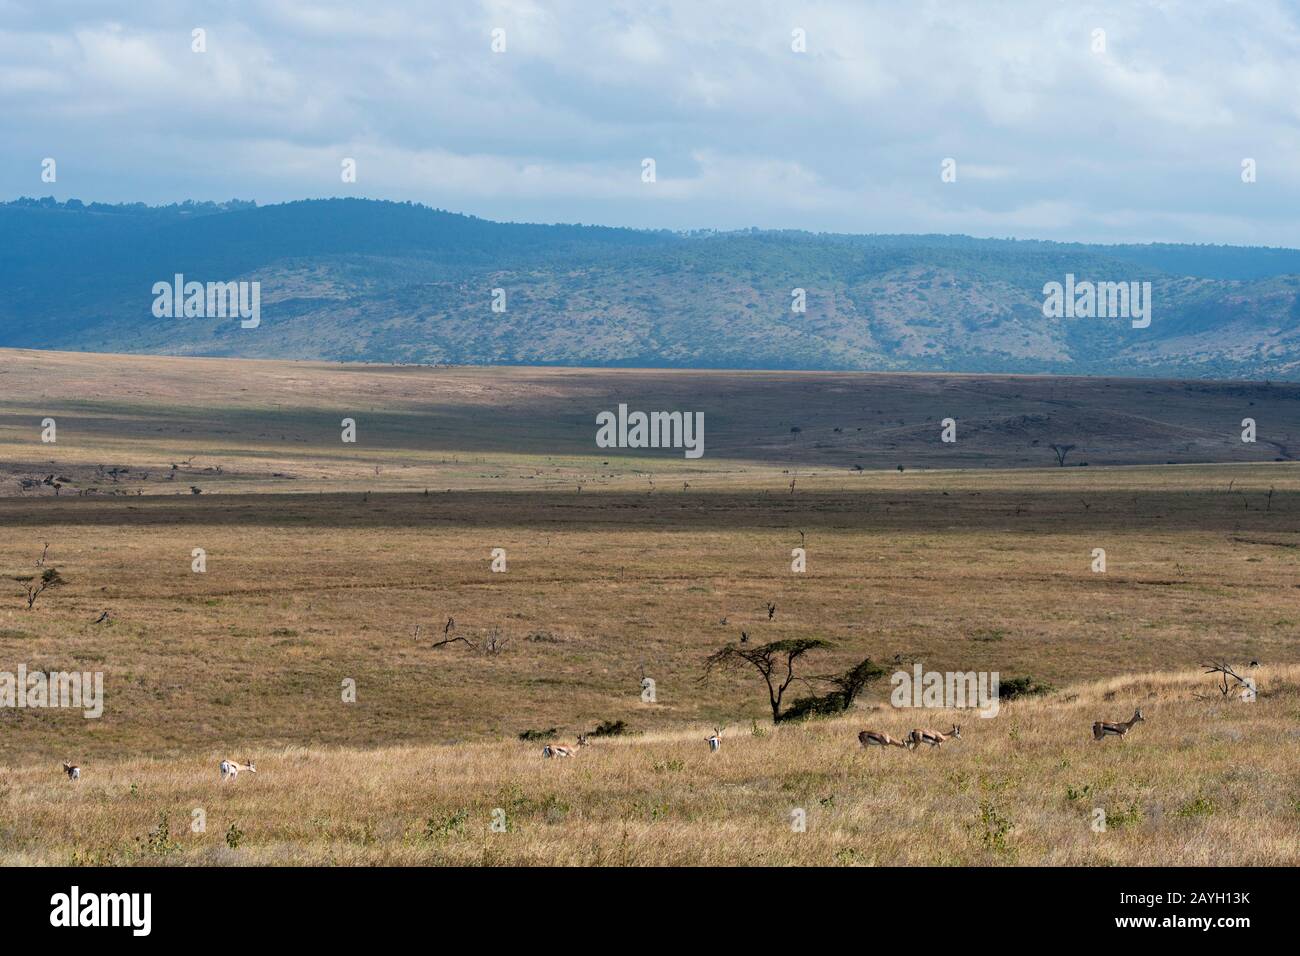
[0,0,1297,245]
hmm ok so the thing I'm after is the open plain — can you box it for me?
[0,349,1296,865]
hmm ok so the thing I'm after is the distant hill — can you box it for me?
[3,196,1300,379]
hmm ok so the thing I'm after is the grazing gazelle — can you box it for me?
[543,734,588,759]
[706,726,727,752]
[858,730,910,751]
[1092,708,1145,742]
[219,758,257,782]
[62,761,81,781]
[908,725,961,749]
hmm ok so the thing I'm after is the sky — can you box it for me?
[1,0,1298,245]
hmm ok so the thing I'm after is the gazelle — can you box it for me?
[542,734,588,758]
[908,725,961,749]
[706,726,726,752]
[62,761,81,781]
[858,730,910,750]
[219,758,256,782]
[1092,708,1144,742]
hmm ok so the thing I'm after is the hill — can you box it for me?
[4,198,1300,379]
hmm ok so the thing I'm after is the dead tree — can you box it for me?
[430,629,510,656]
[431,634,475,651]
[700,638,831,724]
[1194,660,1254,702]
[1049,443,1076,467]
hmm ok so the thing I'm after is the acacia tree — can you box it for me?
[700,638,831,723]
[23,567,62,610]
[1049,443,1076,467]
[783,656,888,721]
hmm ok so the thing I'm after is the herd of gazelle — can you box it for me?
[60,757,257,781]
[536,708,1145,760]
[858,725,961,751]
[855,709,1147,752]
[220,758,257,781]
[57,710,1147,780]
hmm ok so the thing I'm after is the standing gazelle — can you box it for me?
[706,726,726,752]
[858,730,910,751]
[543,734,588,758]
[62,761,81,781]
[1092,708,1145,742]
[908,725,961,749]
[219,758,257,782]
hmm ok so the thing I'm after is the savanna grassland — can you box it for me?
[0,349,1297,865]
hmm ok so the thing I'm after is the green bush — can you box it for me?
[998,676,1054,700]
[589,719,630,737]
[518,727,557,741]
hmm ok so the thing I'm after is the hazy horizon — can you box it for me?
[8,194,1300,253]
[3,1,1298,246]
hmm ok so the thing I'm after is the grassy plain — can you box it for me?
[0,349,1296,864]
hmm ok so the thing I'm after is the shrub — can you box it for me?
[140,812,182,858]
[518,727,557,741]
[424,808,469,839]
[1177,796,1216,818]
[974,801,1014,855]
[1107,801,1144,829]
[998,675,1054,700]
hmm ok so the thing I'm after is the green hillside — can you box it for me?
[3,197,1300,379]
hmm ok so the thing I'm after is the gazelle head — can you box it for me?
[949,725,962,739]
[1131,709,1145,724]
[244,758,257,773]
[575,735,588,748]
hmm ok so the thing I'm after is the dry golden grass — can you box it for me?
[1,665,1296,866]
[1,469,1296,760]
[0,349,1297,865]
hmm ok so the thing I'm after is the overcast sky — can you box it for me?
[2,0,1297,245]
